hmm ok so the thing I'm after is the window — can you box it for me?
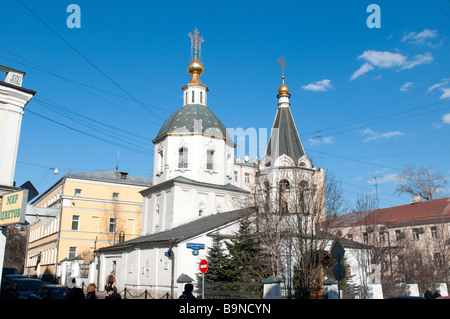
[112,192,120,200]
[363,232,369,244]
[378,231,386,243]
[395,230,403,242]
[158,150,164,173]
[430,226,438,239]
[244,172,250,184]
[234,171,238,182]
[412,228,420,241]
[192,91,194,103]
[178,147,188,169]
[74,188,82,196]
[185,91,187,104]
[200,91,203,104]
[69,247,77,259]
[109,218,117,233]
[71,215,80,231]
[206,150,215,170]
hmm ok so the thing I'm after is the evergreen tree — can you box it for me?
[203,235,232,283]
[225,217,264,282]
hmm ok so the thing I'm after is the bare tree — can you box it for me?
[395,166,448,201]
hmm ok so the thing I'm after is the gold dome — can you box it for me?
[277,75,290,98]
[187,51,204,85]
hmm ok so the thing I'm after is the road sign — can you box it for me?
[199,259,208,274]
[333,263,346,282]
[331,241,345,262]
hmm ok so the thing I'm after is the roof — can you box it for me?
[153,104,232,143]
[67,169,152,187]
[98,207,255,252]
[265,106,306,164]
[140,175,249,197]
[327,197,450,228]
[31,169,152,204]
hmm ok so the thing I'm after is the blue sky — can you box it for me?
[2,0,449,209]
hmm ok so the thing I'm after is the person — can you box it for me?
[66,277,85,299]
[105,286,122,299]
[86,283,98,300]
[424,288,433,299]
[433,290,441,299]
[178,283,196,299]
[105,271,116,290]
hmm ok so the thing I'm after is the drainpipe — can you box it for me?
[169,242,175,297]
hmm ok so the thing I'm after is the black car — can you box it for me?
[1,274,27,299]
[4,278,44,299]
[28,285,68,300]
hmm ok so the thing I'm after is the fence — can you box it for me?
[202,282,263,299]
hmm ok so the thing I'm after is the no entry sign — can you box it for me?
[199,259,208,274]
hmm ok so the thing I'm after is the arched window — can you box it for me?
[191,91,195,103]
[178,147,188,169]
[278,179,290,214]
[206,150,215,170]
[200,91,203,104]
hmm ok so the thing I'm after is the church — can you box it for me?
[96,29,367,298]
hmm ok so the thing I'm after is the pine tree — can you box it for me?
[225,217,264,282]
[203,235,232,283]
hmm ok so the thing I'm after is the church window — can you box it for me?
[199,209,203,216]
[234,171,238,182]
[178,147,188,168]
[192,91,195,103]
[244,172,250,184]
[200,91,203,103]
[207,150,215,170]
[158,150,164,173]
[185,91,187,104]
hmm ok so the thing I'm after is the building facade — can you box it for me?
[24,169,152,279]
[326,196,450,286]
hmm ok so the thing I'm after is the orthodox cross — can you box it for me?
[188,28,204,54]
[278,57,287,76]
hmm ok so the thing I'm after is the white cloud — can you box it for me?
[401,52,433,70]
[360,128,404,142]
[301,79,333,92]
[401,29,443,47]
[401,29,438,44]
[441,88,450,100]
[308,136,335,145]
[350,63,374,81]
[358,50,406,68]
[427,79,450,100]
[350,50,433,80]
[443,113,450,124]
[400,82,414,92]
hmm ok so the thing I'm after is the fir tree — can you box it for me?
[203,235,232,283]
[225,217,264,282]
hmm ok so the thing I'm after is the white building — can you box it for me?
[97,31,370,298]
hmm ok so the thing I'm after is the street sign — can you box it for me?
[333,263,346,282]
[199,259,208,274]
[331,241,345,263]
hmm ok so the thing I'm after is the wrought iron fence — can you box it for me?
[202,282,263,299]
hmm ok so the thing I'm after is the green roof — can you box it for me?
[153,104,231,143]
[265,106,306,164]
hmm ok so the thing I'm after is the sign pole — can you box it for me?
[202,272,204,299]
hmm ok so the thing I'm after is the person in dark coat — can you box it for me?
[66,277,85,299]
[424,288,433,299]
[178,283,196,299]
[105,286,122,299]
